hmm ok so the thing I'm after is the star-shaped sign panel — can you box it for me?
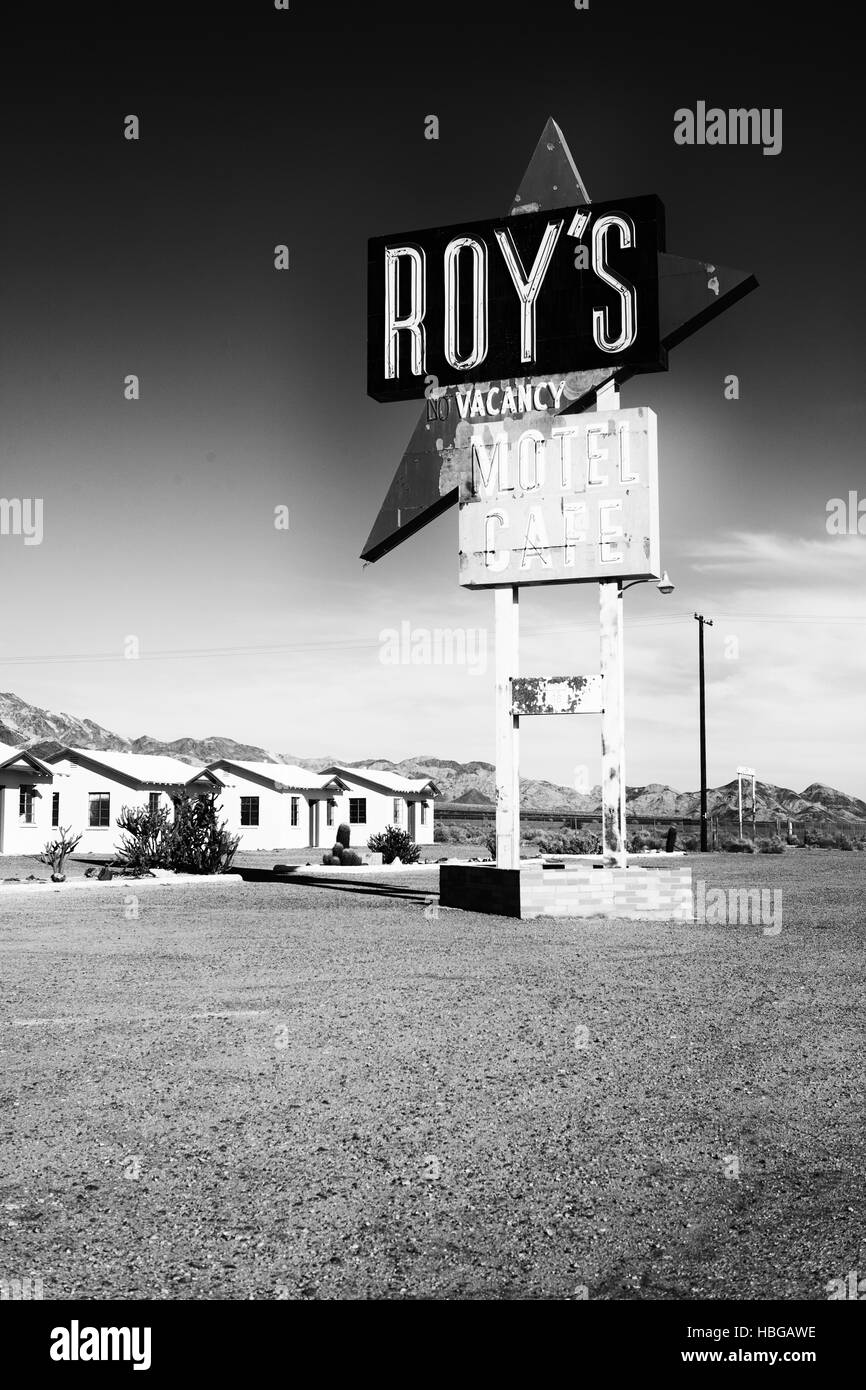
[361,117,757,564]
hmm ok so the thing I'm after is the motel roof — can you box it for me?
[45,747,215,788]
[322,765,439,797]
[0,745,54,776]
[205,759,347,793]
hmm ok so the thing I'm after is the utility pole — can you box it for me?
[694,614,713,851]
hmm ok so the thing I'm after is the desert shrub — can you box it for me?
[336,823,351,849]
[434,824,485,845]
[804,829,841,848]
[629,831,665,852]
[39,826,83,880]
[566,828,601,854]
[786,834,799,846]
[722,836,757,853]
[838,834,854,851]
[482,824,497,858]
[117,795,238,874]
[535,832,565,854]
[758,836,785,854]
[682,834,699,852]
[117,804,174,871]
[367,824,421,865]
[169,793,240,874]
[534,828,601,855]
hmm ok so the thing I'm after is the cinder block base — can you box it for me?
[439,860,693,921]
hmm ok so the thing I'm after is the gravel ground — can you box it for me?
[0,849,863,1301]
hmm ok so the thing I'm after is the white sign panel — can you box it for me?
[457,406,660,588]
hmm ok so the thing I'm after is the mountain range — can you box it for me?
[1,690,863,825]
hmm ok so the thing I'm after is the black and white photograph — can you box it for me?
[1,0,863,1360]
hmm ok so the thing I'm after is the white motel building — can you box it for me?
[0,746,437,857]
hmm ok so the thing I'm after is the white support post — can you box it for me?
[597,378,627,867]
[495,585,520,869]
[599,579,627,867]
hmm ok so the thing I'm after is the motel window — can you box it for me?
[89,793,110,828]
[349,798,366,825]
[326,799,335,826]
[149,792,161,815]
[291,796,299,827]
[51,792,60,828]
[393,798,401,824]
[240,796,259,827]
[421,800,428,826]
[19,786,36,824]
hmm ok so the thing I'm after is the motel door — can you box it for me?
[407,801,416,837]
[309,800,319,847]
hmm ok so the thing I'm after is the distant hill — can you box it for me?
[452,787,494,805]
[0,691,128,753]
[1,690,863,825]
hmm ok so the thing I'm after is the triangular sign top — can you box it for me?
[508,116,590,214]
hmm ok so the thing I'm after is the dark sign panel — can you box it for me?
[367,195,666,403]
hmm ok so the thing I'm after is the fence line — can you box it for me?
[437,805,866,843]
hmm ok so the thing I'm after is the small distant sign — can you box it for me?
[457,405,659,589]
[736,766,756,777]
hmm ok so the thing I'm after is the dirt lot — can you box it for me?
[1,850,863,1300]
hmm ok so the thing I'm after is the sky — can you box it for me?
[0,0,864,797]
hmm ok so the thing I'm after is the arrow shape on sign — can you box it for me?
[361,117,757,564]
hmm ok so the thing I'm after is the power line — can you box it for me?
[0,611,862,669]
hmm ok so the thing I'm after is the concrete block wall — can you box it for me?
[439,861,694,921]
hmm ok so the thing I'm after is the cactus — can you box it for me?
[322,853,337,865]
[331,842,344,859]
[341,850,363,866]
[336,822,351,849]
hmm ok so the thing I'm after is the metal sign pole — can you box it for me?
[597,380,627,868]
[600,579,627,866]
[494,586,520,869]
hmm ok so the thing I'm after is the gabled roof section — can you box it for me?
[185,768,224,789]
[0,745,54,777]
[324,765,440,797]
[44,747,206,788]
[205,759,347,794]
